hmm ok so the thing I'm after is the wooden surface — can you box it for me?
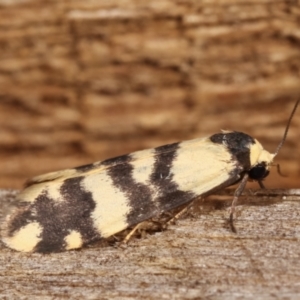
[0,0,300,188]
[1,1,300,298]
[1,189,300,299]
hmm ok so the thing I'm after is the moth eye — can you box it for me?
[248,163,270,180]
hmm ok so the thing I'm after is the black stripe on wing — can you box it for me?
[151,143,196,211]
[102,154,157,227]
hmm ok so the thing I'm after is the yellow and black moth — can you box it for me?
[1,100,299,253]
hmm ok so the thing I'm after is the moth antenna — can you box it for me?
[273,99,300,157]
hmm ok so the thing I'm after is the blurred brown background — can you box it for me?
[0,0,299,189]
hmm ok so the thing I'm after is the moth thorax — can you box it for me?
[248,140,275,181]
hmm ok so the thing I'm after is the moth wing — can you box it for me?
[25,169,80,187]
[2,137,244,252]
[17,147,158,203]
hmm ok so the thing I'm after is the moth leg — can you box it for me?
[167,201,194,225]
[258,181,265,189]
[230,173,249,233]
[122,221,150,244]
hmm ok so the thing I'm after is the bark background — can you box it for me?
[0,0,299,189]
[1,0,300,299]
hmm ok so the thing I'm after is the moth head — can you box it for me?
[248,140,274,181]
[248,98,299,181]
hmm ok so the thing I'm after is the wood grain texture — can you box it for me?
[0,0,299,188]
[1,1,300,298]
[1,189,300,299]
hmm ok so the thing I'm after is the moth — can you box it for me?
[1,100,299,253]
